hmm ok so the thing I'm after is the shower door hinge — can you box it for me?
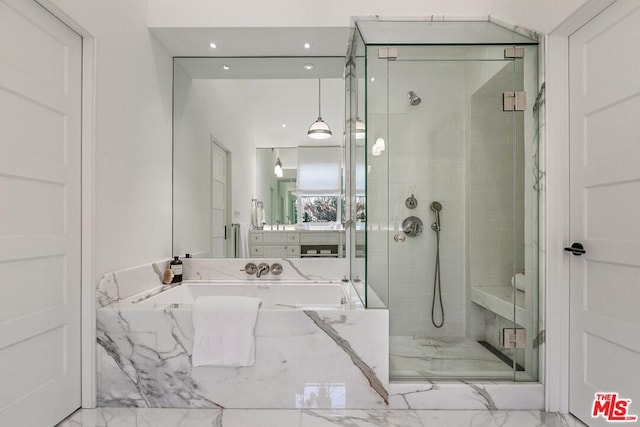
[378,47,397,60]
[503,91,527,111]
[533,330,546,348]
[503,328,527,348]
[504,47,525,58]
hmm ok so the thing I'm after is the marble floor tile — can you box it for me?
[221,409,301,427]
[57,408,223,427]
[390,336,513,379]
[300,409,423,427]
[58,408,587,427]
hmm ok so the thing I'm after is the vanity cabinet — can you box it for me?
[248,230,343,258]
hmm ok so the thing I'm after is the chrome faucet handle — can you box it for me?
[270,263,283,275]
[241,262,257,275]
[256,262,270,278]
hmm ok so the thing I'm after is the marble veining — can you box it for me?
[489,15,543,42]
[388,382,544,410]
[97,309,224,409]
[98,297,388,409]
[58,408,588,427]
[97,260,171,307]
[184,258,349,282]
[304,310,388,404]
[389,336,513,380]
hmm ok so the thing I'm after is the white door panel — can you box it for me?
[0,0,82,425]
[210,139,228,258]
[569,1,640,425]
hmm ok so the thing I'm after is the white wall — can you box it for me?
[44,0,173,282]
[490,0,588,33]
[148,0,587,35]
[147,0,493,28]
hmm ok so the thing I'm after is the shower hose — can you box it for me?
[432,227,444,328]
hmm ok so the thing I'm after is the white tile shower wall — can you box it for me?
[367,59,468,338]
[465,59,530,368]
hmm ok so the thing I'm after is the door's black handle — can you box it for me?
[564,242,586,256]
[224,225,227,240]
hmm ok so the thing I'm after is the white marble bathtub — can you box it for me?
[131,281,348,310]
[97,280,388,409]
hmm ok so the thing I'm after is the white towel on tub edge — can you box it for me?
[192,296,262,367]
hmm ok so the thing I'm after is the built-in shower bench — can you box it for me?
[470,286,532,331]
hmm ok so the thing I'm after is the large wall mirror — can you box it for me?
[173,57,346,258]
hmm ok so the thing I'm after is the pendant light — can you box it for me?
[307,79,332,139]
[274,157,283,177]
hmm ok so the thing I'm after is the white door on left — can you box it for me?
[0,0,82,425]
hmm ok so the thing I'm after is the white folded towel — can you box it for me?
[238,223,249,258]
[192,296,262,367]
[511,272,526,292]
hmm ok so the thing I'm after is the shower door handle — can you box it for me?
[564,242,586,256]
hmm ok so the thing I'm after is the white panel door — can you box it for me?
[569,1,640,425]
[210,138,228,257]
[0,0,82,425]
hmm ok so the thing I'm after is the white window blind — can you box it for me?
[297,146,342,194]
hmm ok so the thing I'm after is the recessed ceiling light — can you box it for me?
[222,65,230,70]
[370,77,375,82]
[304,63,314,70]
[282,124,286,128]
[209,42,217,49]
[304,42,311,49]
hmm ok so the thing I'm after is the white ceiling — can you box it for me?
[151,27,352,57]
[177,57,345,80]
[175,56,346,149]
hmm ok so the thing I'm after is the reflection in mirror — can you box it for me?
[173,57,346,258]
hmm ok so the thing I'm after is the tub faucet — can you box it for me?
[256,262,270,278]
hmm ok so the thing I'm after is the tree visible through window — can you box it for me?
[300,196,338,222]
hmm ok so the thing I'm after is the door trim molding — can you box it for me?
[35,0,97,408]
[545,0,616,414]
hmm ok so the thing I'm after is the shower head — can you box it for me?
[430,201,442,232]
[408,91,422,106]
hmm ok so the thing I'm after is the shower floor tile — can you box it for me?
[390,336,514,380]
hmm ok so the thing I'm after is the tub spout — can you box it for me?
[256,262,270,278]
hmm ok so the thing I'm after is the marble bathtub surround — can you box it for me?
[97,259,172,307]
[304,310,388,404]
[191,296,262,367]
[97,258,352,308]
[97,281,388,409]
[183,258,349,282]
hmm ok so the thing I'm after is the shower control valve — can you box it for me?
[405,194,418,209]
[241,262,257,275]
[270,263,283,275]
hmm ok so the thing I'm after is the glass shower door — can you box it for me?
[366,44,538,381]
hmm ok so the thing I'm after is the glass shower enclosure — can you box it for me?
[348,21,540,382]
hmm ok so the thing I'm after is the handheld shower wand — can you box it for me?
[430,201,442,232]
[430,201,444,328]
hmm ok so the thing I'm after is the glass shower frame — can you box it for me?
[348,22,540,382]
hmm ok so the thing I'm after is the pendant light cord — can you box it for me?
[318,79,322,118]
